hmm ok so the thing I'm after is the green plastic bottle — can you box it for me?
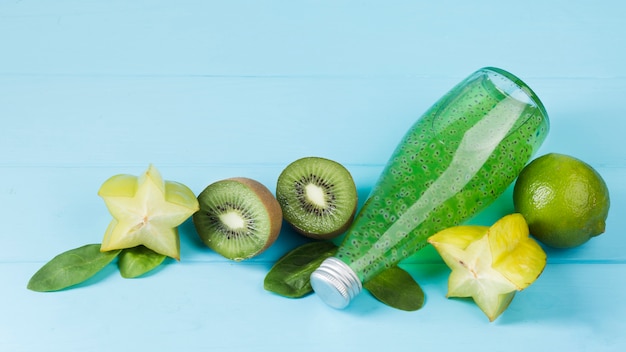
[310,67,550,309]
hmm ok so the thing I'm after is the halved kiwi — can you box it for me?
[193,177,282,261]
[276,157,357,240]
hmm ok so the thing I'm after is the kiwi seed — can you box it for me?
[192,177,282,261]
[276,157,357,240]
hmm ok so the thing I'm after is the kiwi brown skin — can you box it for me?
[228,177,283,254]
[193,177,283,260]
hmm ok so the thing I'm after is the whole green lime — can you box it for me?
[513,153,610,248]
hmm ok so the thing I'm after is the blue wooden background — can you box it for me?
[2,1,625,351]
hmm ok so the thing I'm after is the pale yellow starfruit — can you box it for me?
[98,164,199,260]
[428,213,546,321]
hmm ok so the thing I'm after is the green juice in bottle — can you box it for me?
[310,67,550,309]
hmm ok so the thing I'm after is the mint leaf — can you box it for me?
[118,245,166,278]
[264,241,337,298]
[27,244,120,292]
[364,266,425,311]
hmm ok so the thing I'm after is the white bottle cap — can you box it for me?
[310,257,362,309]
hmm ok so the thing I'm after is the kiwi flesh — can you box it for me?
[193,177,282,261]
[276,157,357,240]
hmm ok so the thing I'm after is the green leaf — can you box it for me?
[364,266,425,311]
[118,245,167,278]
[264,241,426,311]
[27,244,121,292]
[264,241,338,298]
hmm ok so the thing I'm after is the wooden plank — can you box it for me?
[0,163,622,263]
[1,1,624,78]
[3,262,625,351]
[2,76,626,167]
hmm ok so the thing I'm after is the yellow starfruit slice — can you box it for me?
[98,164,199,260]
[488,213,547,290]
[428,213,546,321]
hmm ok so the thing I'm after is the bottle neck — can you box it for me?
[310,257,362,309]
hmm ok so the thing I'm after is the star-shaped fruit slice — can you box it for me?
[98,165,199,260]
[428,213,546,321]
